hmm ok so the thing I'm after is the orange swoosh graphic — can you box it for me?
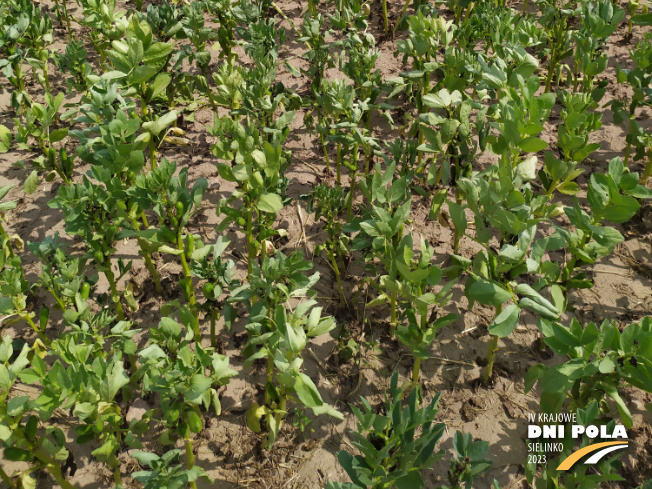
[557,441,628,470]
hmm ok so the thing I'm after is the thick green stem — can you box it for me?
[545,51,556,93]
[104,266,125,320]
[0,463,16,488]
[336,144,342,187]
[210,310,218,347]
[111,461,122,486]
[130,217,162,292]
[464,2,474,19]
[389,291,397,336]
[35,449,77,489]
[0,222,14,258]
[185,438,198,489]
[483,304,503,383]
[546,177,559,198]
[43,62,50,91]
[346,147,359,221]
[642,152,652,185]
[320,131,331,173]
[178,234,199,340]
[381,0,389,33]
[149,139,157,170]
[483,334,499,383]
[412,357,422,384]
[25,314,50,346]
[452,191,463,254]
[329,250,345,305]
[51,289,67,311]
[394,0,411,34]
[62,0,72,37]
[273,394,287,434]
[624,119,633,167]
[265,354,274,406]
[245,204,254,280]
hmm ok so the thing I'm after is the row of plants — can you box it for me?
[0,0,651,486]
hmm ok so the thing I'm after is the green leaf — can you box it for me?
[187,374,212,399]
[632,13,652,25]
[132,65,158,84]
[518,137,548,153]
[49,128,68,144]
[24,170,39,194]
[467,279,512,306]
[604,386,633,429]
[101,70,127,80]
[488,304,521,338]
[7,396,30,416]
[246,402,266,433]
[103,361,129,401]
[4,447,31,461]
[516,156,537,181]
[0,125,11,153]
[448,201,467,233]
[257,193,283,213]
[91,436,119,463]
[294,372,323,409]
[395,470,424,489]
[284,60,301,77]
[142,110,178,137]
[148,73,172,101]
[557,181,580,195]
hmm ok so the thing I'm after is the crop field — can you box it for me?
[0,0,652,487]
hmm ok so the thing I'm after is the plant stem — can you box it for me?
[51,289,67,311]
[381,0,389,33]
[210,309,218,347]
[336,143,342,187]
[483,303,502,383]
[320,131,330,173]
[394,0,411,34]
[130,217,162,292]
[412,357,422,384]
[0,222,14,258]
[545,43,557,93]
[0,465,16,489]
[642,151,652,185]
[624,118,633,167]
[452,191,462,254]
[483,334,499,383]
[43,62,50,91]
[265,353,274,406]
[111,461,122,487]
[329,250,345,305]
[149,139,157,170]
[104,265,125,320]
[245,203,254,280]
[389,291,397,336]
[35,449,77,489]
[62,0,72,37]
[346,148,359,222]
[185,438,198,489]
[178,234,200,340]
[25,314,50,346]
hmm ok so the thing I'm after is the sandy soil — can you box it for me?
[0,0,651,488]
